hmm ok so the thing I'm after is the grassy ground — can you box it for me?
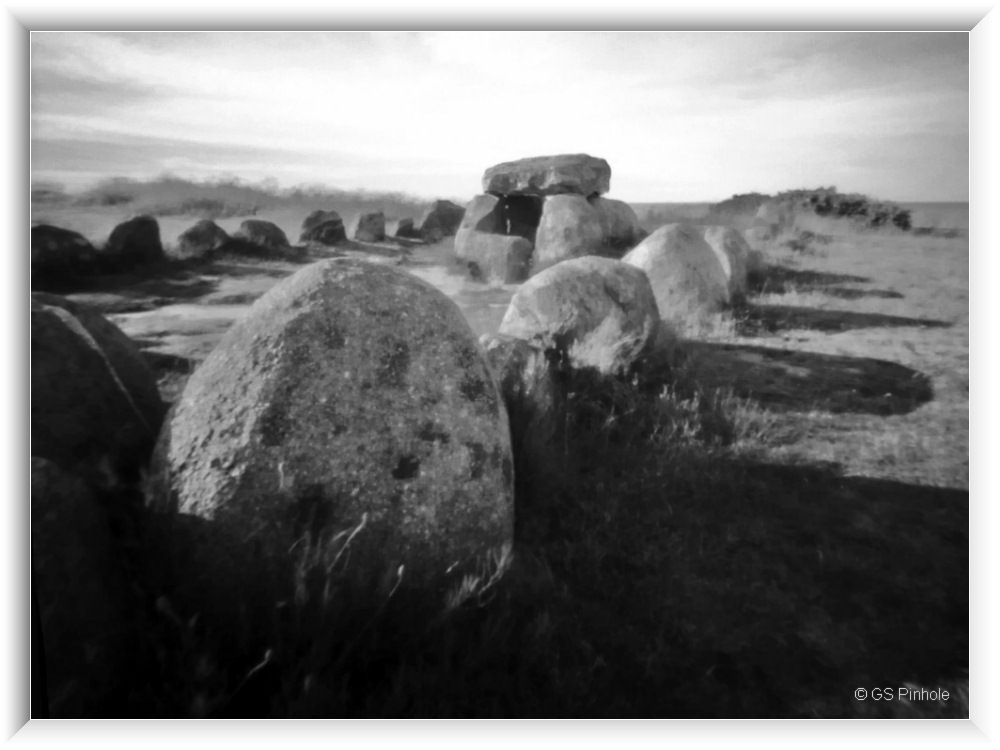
[31,198,969,718]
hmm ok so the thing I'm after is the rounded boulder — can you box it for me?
[103,215,164,269]
[32,292,166,434]
[354,211,387,243]
[499,255,660,376]
[232,219,293,257]
[588,197,645,254]
[150,258,514,589]
[32,300,160,479]
[419,200,466,242]
[31,225,98,283]
[173,219,230,260]
[623,223,729,329]
[300,210,347,245]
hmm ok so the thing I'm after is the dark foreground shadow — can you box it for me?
[736,303,952,336]
[555,459,969,718]
[680,341,933,415]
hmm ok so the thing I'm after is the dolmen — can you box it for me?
[454,154,645,285]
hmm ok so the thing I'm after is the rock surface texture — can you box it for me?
[31,299,161,477]
[174,219,230,260]
[31,225,98,281]
[623,223,730,328]
[104,215,165,268]
[482,154,611,197]
[300,210,347,245]
[419,200,466,242]
[150,258,515,589]
[499,256,660,375]
[354,211,387,243]
[702,225,751,298]
[532,194,606,273]
[454,233,533,285]
[232,219,293,257]
[588,197,646,254]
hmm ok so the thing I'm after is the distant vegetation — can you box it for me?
[32,175,439,223]
[708,187,912,232]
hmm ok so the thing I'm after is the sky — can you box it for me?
[29,31,970,203]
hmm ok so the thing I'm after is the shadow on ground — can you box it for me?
[735,304,952,336]
[680,341,934,415]
[749,264,871,294]
[546,457,970,718]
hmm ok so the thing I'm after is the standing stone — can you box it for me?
[532,194,606,274]
[482,154,611,197]
[32,292,166,434]
[588,197,646,254]
[300,210,347,245]
[456,195,502,236]
[622,223,730,329]
[173,219,229,260]
[355,211,387,243]
[453,233,533,285]
[232,220,293,257]
[419,200,466,242]
[149,259,514,592]
[31,225,98,282]
[103,215,165,268]
[32,301,159,478]
[702,225,751,298]
[499,256,660,376]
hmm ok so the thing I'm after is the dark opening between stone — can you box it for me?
[498,195,544,242]
[391,454,421,480]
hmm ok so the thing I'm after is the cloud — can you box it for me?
[29,31,969,201]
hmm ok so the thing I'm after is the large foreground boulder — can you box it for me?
[419,200,466,242]
[173,219,229,260]
[31,225,98,282]
[300,210,347,245]
[702,225,751,298]
[482,154,611,197]
[102,215,165,269]
[354,211,387,242]
[623,223,729,328]
[32,300,160,478]
[454,232,533,285]
[32,293,166,433]
[499,256,660,375]
[231,219,293,257]
[532,194,605,274]
[32,457,139,717]
[150,259,514,592]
